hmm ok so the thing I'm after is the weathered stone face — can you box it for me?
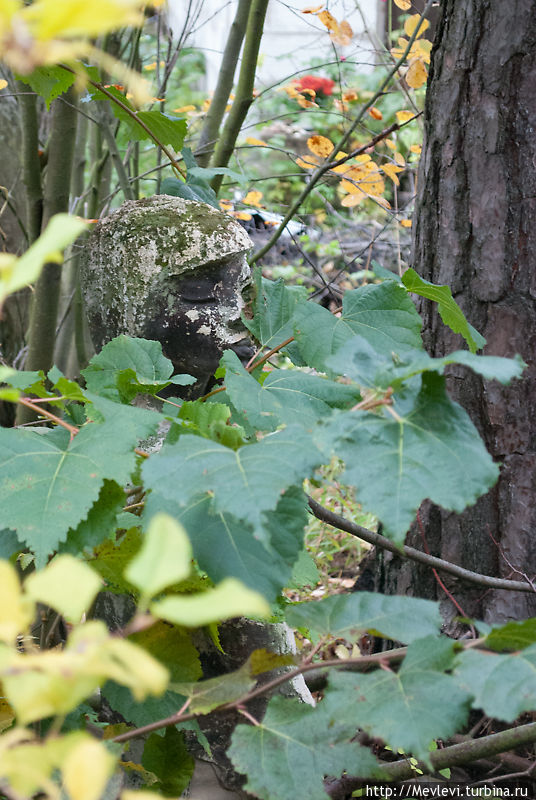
[81,195,254,390]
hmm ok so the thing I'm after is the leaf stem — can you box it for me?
[18,397,79,437]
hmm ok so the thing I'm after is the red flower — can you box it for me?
[295,75,335,97]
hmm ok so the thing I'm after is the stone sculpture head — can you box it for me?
[81,195,254,394]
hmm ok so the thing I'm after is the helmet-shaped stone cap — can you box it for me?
[81,195,253,390]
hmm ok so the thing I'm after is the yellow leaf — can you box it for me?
[356,153,372,163]
[406,57,428,89]
[173,104,196,113]
[385,138,396,151]
[410,144,422,155]
[62,739,116,800]
[342,89,358,102]
[0,79,7,90]
[307,134,334,158]
[301,3,324,12]
[232,211,253,221]
[394,151,406,166]
[318,9,339,32]
[297,95,318,108]
[341,192,366,207]
[403,13,430,39]
[381,163,404,186]
[25,555,102,623]
[122,793,164,800]
[400,218,413,227]
[143,60,165,72]
[368,106,383,120]
[393,0,411,8]
[0,698,15,734]
[330,18,353,46]
[416,38,433,64]
[396,110,414,123]
[0,561,34,643]
[296,155,319,170]
[243,190,263,207]
[245,136,268,146]
[23,0,144,41]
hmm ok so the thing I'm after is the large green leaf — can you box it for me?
[454,647,536,720]
[93,87,187,149]
[243,273,308,353]
[17,65,76,109]
[325,637,471,759]
[293,281,423,373]
[486,618,536,652]
[60,480,126,556]
[82,335,194,402]
[402,268,486,353]
[142,728,194,798]
[0,395,160,564]
[318,373,498,543]
[142,426,322,543]
[286,592,441,644]
[144,488,308,601]
[327,336,525,392]
[229,696,384,800]
[222,350,358,432]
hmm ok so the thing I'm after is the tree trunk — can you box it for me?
[378,0,536,626]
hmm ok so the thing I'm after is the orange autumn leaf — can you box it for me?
[243,190,263,207]
[174,104,196,113]
[406,57,428,89]
[297,95,318,108]
[245,137,268,147]
[318,9,338,32]
[342,89,358,102]
[410,144,422,155]
[393,0,411,8]
[307,135,334,158]
[400,218,413,227]
[368,106,383,120]
[233,211,253,221]
[301,4,324,12]
[331,19,353,46]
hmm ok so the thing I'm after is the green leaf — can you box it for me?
[24,555,102,623]
[60,480,126,555]
[94,88,187,149]
[229,696,384,800]
[142,426,322,543]
[160,177,217,208]
[294,282,423,373]
[171,399,247,449]
[327,337,525,392]
[222,350,358,432]
[286,592,442,644]
[17,66,76,109]
[142,728,194,797]
[243,272,308,353]
[130,621,201,683]
[103,680,187,731]
[454,646,536,720]
[402,268,486,353]
[124,513,193,600]
[319,373,498,543]
[486,618,536,652]
[82,335,194,402]
[144,487,308,602]
[172,659,256,715]
[326,637,470,759]
[151,577,270,626]
[0,395,160,564]
[0,214,88,309]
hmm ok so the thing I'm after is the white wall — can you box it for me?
[167,0,382,93]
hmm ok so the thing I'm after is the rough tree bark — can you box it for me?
[377,0,536,625]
